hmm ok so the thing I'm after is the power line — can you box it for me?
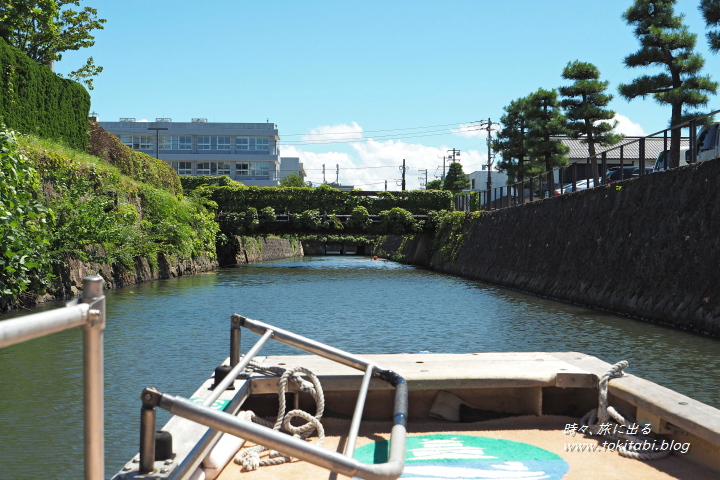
[281,120,481,137]
[279,126,484,146]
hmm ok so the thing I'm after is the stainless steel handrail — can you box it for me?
[139,314,407,480]
[0,275,106,480]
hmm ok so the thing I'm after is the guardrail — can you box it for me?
[0,275,106,480]
[476,108,720,211]
[135,314,408,480]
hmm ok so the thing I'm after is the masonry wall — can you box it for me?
[375,159,720,336]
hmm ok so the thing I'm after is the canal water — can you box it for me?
[1,256,719,479]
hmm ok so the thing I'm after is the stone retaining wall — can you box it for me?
[374,159,720,336]
[217,236,303,266]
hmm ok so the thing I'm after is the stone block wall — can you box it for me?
[376,159,720,336]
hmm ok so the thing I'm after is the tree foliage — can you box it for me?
[619,0,717,168]
[525,88,569,194]
[560,61,623,185]
[425,179,443,190]
[493,97,531,185]
[700,0,720,52]
[442,162,470,193]
[279,173,306,187]
[0,0,106,89]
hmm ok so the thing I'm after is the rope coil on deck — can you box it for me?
[234,362,325,471]
[581,360,670,460]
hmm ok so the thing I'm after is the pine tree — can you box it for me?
[700,0,720,52]
[493,97,531,191]
[442,162,470,193]
[560,61,623,186]
[525,88,570,196]
[619,0,717,168]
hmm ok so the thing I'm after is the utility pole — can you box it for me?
[336,164,339,184]
[447,148,461,164]
[400,159,407,191]
[418,169,428,189]
[480,118,500,204]
[439,155,447,181]
[322,164,326,184]
[385,179,388,191]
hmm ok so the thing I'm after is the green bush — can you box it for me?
[378,207,419,235]
[88,122,182,195]
[0,129,53,308]
[293,209,323,230]
[180,174,242,191]
[347,205,372,231]
[0,39,90,150]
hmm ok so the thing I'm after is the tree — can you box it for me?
[700,0,720,52]
[0,0,106,89]
[425,179,443,190]
[493,96,531,192]
[525,88,570,195]
[560,61,623,186]
[279,173,306,187]
[442,162,470,193]
[619,0,717,168]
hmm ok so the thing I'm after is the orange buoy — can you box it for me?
[373,256,379,260]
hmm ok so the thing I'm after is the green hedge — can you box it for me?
[206,185,453,215]
[0,39,90,150]
[180,175,242,191]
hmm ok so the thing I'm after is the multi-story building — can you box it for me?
[96,117,306,187]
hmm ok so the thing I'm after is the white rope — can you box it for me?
[234,363,325,471]
[580,360,670,460]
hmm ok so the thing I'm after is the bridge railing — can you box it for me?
[0,276,106,480]
[477,109,720,211]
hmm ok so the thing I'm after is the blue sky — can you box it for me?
[56,0,720,190]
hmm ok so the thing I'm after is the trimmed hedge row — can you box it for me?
[206,185,453,215]
[0,39,90,150]
[180,175,242,191]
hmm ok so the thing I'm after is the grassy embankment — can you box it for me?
[0,124,218,310]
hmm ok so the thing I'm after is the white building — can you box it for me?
[97,118,305,187]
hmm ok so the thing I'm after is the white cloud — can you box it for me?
[300,122,364,144]
[280,135,488,191]
[611,113,646,137]
[451,122,489,139]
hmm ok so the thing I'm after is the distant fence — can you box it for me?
[475,109,720,211]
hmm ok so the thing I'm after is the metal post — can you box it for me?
[80,275,105,480]
[639,138,646,176]
[140,389,159,474]
[230,315,241,367]
[689,119,697,164]
[344,364,375,457]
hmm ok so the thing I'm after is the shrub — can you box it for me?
[347,206,372,231]
[378,207,418,235]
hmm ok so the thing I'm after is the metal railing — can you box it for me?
[0,276,106,480]
[136,314,408,480]
[476,109,720,211]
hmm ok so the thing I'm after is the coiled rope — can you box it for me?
[234,362,325,471]
[580,360,670,460]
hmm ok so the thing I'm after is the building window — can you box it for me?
[197,162,217,175]
[236,162,249,175]
[217,137,231,150]
[235,162,271,177]
[236,136,270,151]
[197,136,230,150]
[119,135,154,150]
[218,162,232,175]
[160,135,192,150]
[171,161,193,175]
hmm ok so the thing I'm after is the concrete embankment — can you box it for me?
[374,159,720,337]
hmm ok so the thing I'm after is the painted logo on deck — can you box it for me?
[354,434,569,479]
